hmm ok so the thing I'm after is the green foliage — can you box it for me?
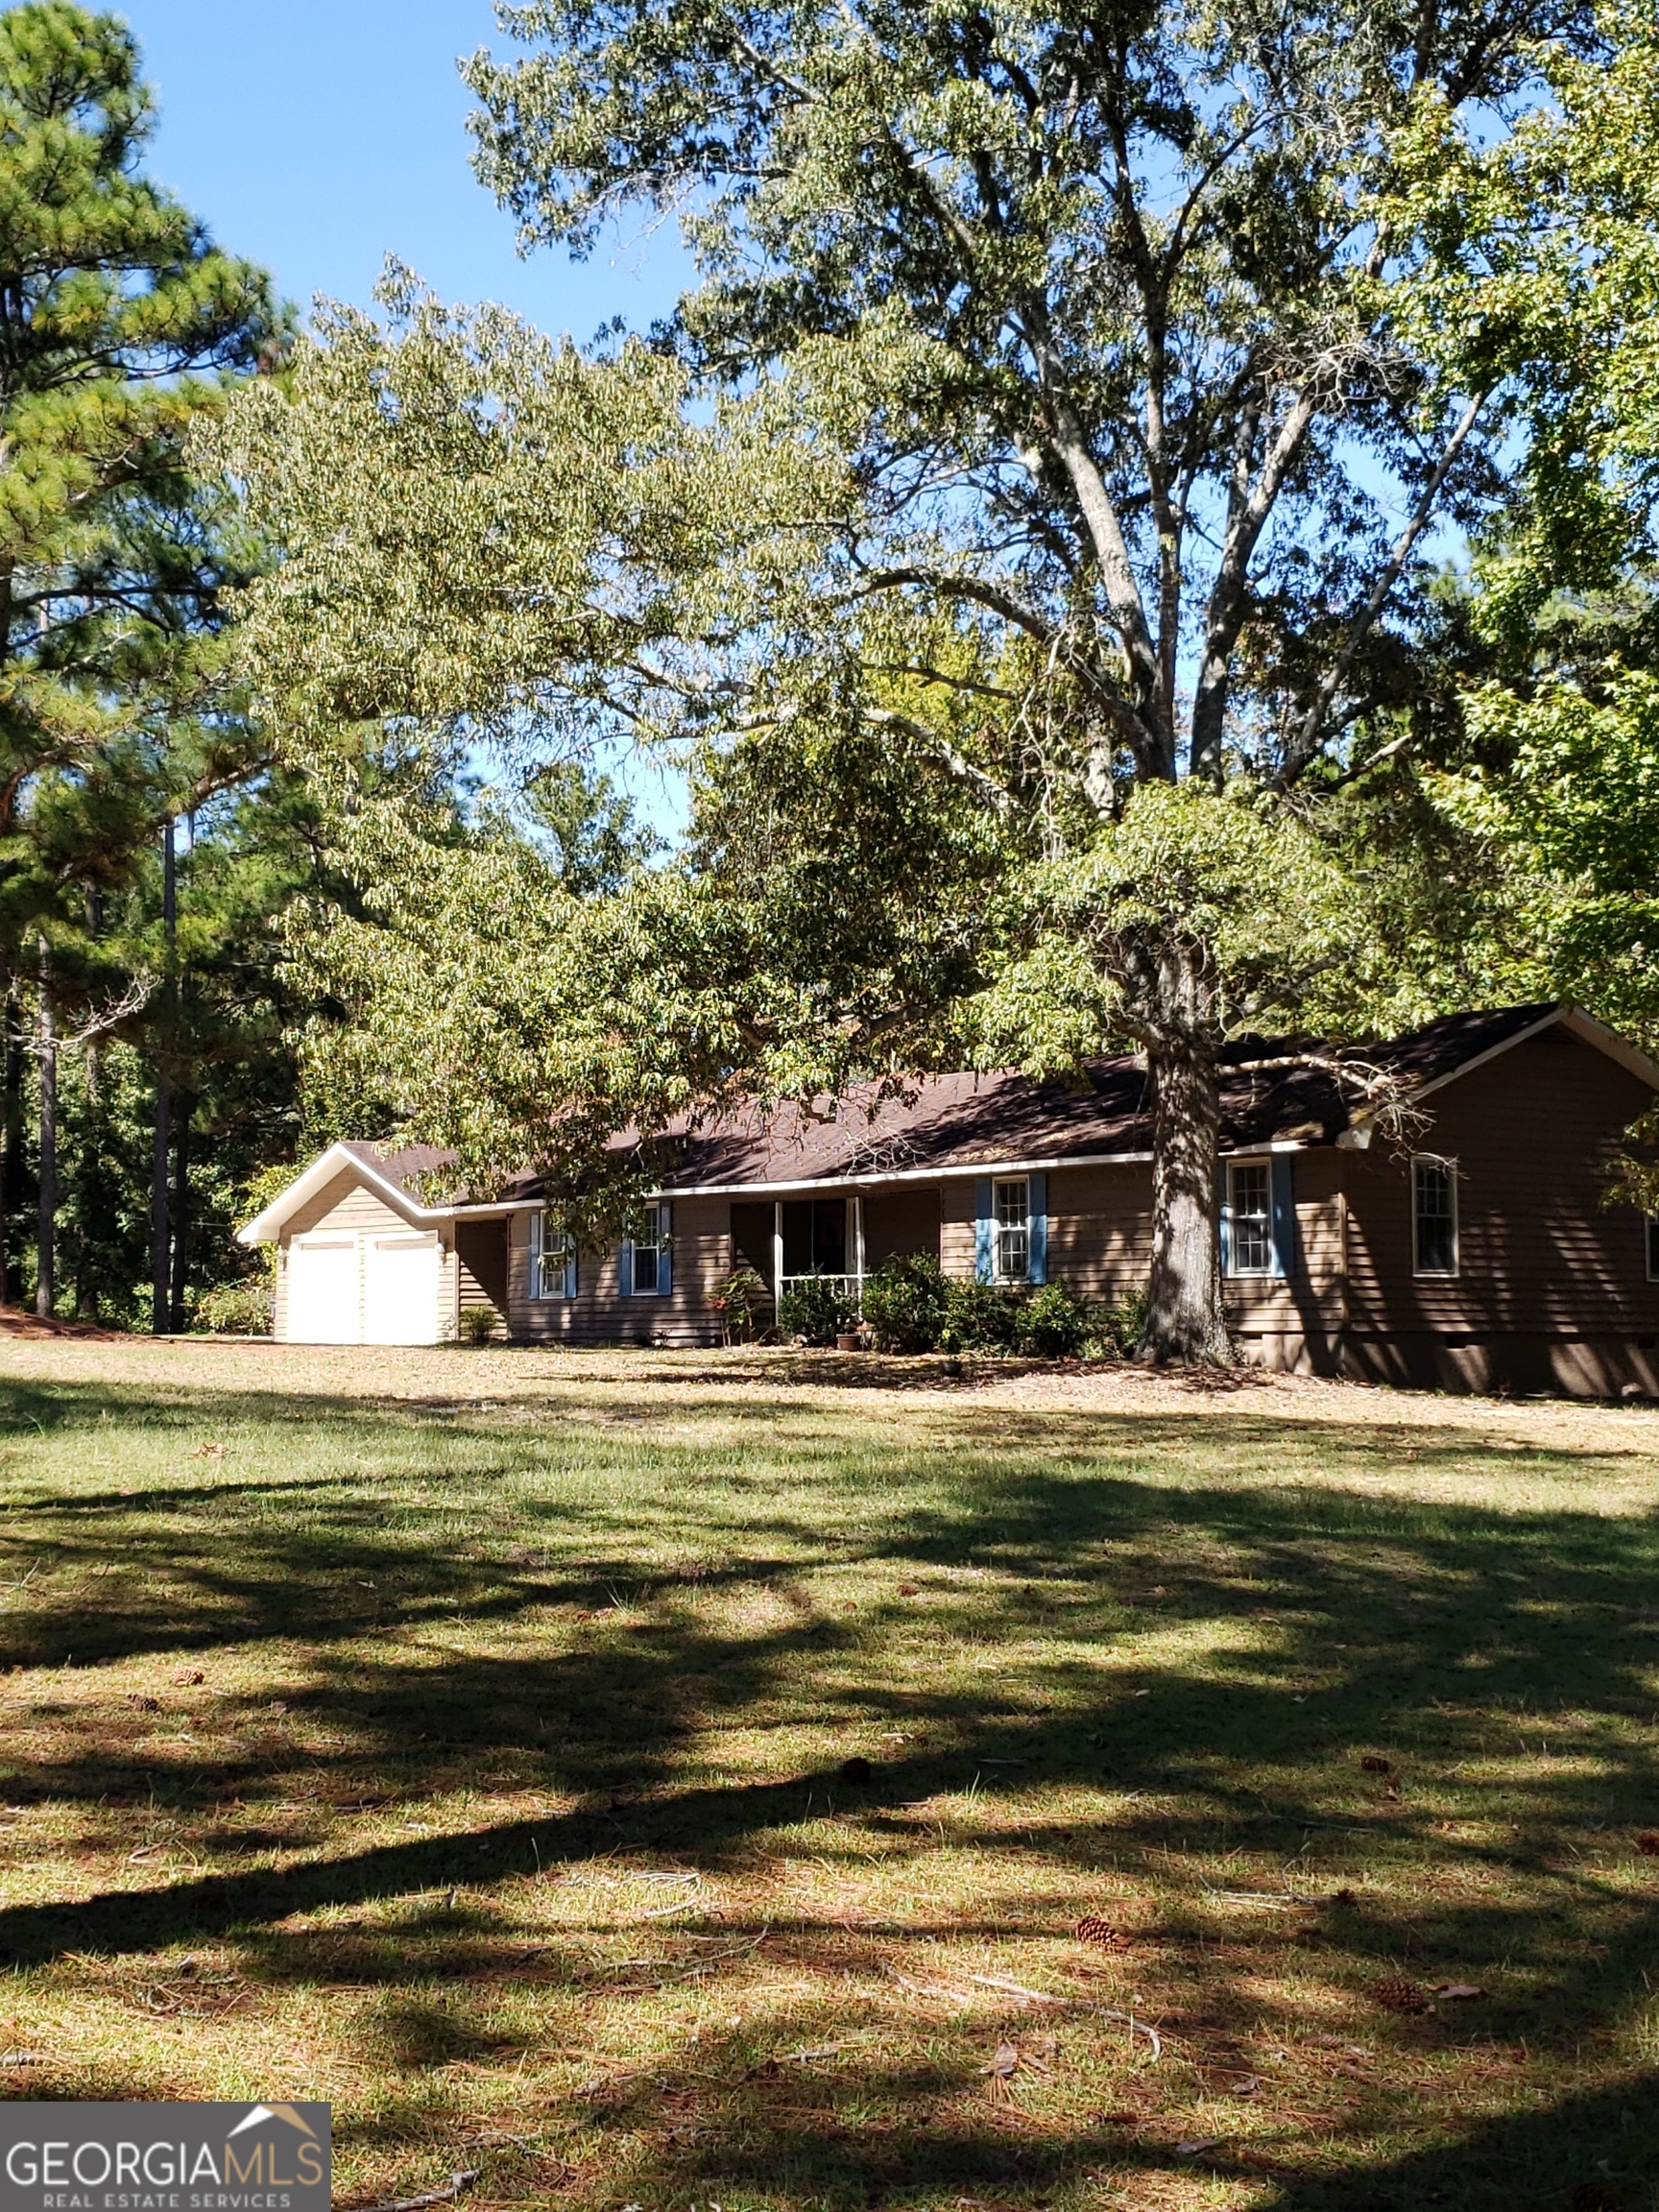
[939,1280,1025,1356]
[776,1273,854,1347]
[1020,1282,1090,1361]
[710,1262,768,1344]
[456,1305,498,1347]
[188,1277,273,1335]
[1095,1285,1151,1361]
[858,1251,949,1355]
[1427,674,1659,1039]
[0,1,282,956]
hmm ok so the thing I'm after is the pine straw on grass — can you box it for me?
[0,1339,1657,2210]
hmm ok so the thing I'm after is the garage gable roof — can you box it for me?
[237,1141,455,1244]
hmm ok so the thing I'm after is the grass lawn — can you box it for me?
[0,1340,1657,2211]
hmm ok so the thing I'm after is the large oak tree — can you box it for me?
[464,0,1607,1357]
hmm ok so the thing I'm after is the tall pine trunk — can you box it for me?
[1133,942,1231,1366]
[1,985,20,1307]
[35,950,55,1319]
[150,815,177,1335]
[168,1097,191,1332]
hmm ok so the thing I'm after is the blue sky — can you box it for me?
[119,1,690,340]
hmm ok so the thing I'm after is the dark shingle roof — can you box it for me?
[640,1004,1563,1191]
[355,1003,1571,1203]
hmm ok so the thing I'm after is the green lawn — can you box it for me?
[0,1339,1656,2211]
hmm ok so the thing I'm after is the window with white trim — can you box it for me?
[1412,1156,1458,1277]
[529,1211,573,1301]
[993,1176,1030,1282]
[1226,1160,1274,1276]
[627,1202,667,1295]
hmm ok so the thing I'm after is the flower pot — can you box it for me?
[836,1332,863,1353]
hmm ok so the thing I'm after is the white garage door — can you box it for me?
[363,1232,442,1345]
[287,1237,360,1344]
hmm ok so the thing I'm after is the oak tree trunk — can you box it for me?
[1133,946,1231,1366]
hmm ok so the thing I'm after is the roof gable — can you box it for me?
[237,1142,446,1244]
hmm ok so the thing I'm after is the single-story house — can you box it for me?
[238,1002,1659,1396]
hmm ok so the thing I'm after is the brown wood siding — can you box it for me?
[1341,1026,1659,1390]
[941,1181,977,1281]
[505,1194,729,1346]
[1045,1163,1153,1295]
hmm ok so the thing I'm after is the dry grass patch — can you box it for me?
[0,1340,1655,2210]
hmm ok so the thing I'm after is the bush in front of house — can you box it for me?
[859,1251,950,1352]
[1093,1283,1149,1358]
[1017,1280,1090,1358]
[777,1273,854,1346]
[457,1305,498,1346]
[940,1279,1026,1352]
[712,1262,769,1343]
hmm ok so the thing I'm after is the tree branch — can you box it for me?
[1281,384,1490,783]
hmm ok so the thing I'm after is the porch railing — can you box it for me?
[777,1271,864,1311]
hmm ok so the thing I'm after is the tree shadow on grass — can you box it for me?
[4,1369,1659,2203]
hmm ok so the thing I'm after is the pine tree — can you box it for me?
[0,4,280,1314]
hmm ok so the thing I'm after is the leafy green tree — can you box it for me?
[456,0,1645,1358]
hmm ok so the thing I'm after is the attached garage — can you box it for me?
[245,1143,482,1345]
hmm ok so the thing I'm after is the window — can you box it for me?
[994,1177,1030,1282]
[1413,1156,1458,1277]
[529,1212,574,1301]
[626,1202,669,1295]
[1226,1161,1274,1276]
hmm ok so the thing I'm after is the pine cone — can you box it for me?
[1074,1914,1130,1951]
[1636,1831,1659,1856]
[1373,1974,1430,2014]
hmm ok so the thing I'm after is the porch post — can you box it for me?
[773,1200,783,1304]
[852,1190,865,1286]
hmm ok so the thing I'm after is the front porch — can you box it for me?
[730,1186,942,1310]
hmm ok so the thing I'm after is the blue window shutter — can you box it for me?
[617,1238,634,1298]
[1218,1167,1232,1279]
[1027,1171,1047,1285]
[974,1177,994,1283]
[658,1201,672,1296]
[1271,1155,1295,1279]
[564,1242,578,1301]
[529,1209,543,1299]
